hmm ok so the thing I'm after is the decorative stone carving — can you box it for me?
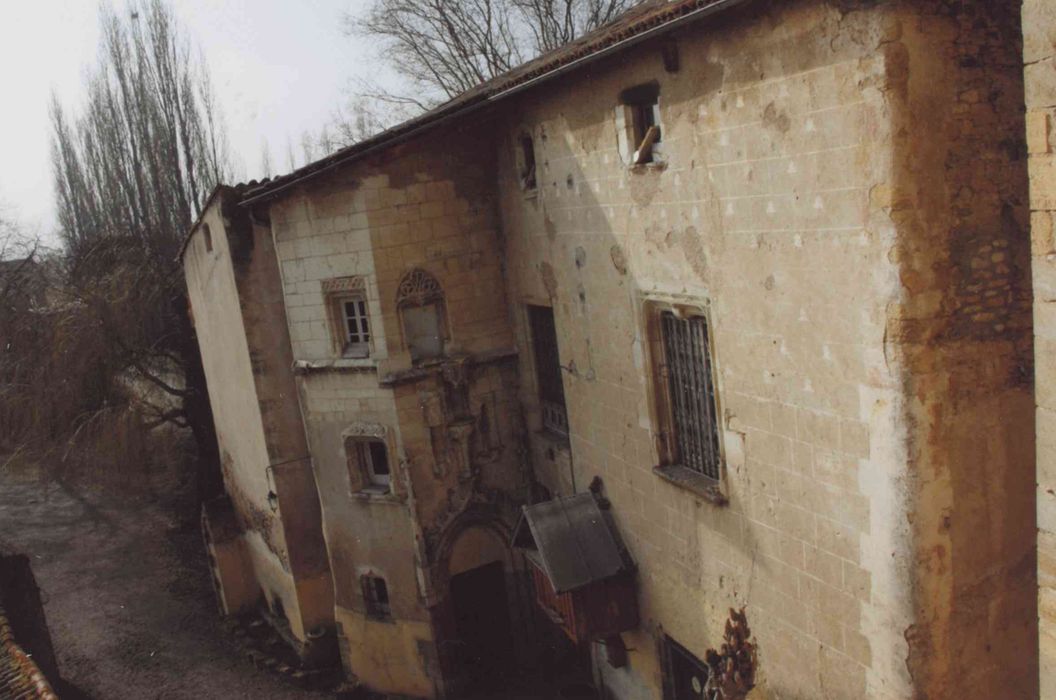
[341,421,387,440]
[396,268,443,307]
[321,276,366,294]
[447,419,476,482]
[419,390,446,428]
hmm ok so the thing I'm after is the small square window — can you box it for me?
[346,437,391,493]
[361,575,391,621]
[618,82,662,165]
[322,277,371,358]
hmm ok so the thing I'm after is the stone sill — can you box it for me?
[379,347,519,387]
[350,489,402,505]
[534,427,571,452]
[293,357,378,375]
[629,161,668,174]
[653,465,728,506]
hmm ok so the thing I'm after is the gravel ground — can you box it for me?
[0,463,331,700]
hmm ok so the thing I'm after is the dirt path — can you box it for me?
[0,466,331,700]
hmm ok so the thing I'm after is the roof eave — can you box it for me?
[238,0,752,207]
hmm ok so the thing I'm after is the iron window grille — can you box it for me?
[660,311,721,481]
[619,82,662,164]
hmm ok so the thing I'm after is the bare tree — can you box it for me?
[49,0,231,497]
[297,94,411,160]
[260,139,273,179]
[513,0,631,54]
[346,0,636,104]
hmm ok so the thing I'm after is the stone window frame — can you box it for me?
[642,295,728,505]
[342,422,396,497]
[396,267,450,364]
[615,81,665,167]
[323,276,373,359]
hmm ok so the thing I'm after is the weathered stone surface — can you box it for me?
[184,0,1042,698]
[1027,0,1056,694]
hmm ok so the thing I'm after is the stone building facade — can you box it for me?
[183,0,1043,697]
[1025,0,1056,694]
[182,187,335,655]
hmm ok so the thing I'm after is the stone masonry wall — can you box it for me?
[268,130,526,697]
[1025,0,1056,694]
[226,200,335,641]
[890,2,1036,697]
[497,3,910,697]
[270,176,435,697]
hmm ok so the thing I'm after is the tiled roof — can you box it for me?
[0,604,57,700]
[239,0,743,205]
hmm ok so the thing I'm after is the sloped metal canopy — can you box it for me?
[512,493,634,594]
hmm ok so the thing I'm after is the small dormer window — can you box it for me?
[519,134,537,191]
[202,223,213,253]
[617,82,662,165]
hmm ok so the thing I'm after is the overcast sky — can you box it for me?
[0,0,383,239]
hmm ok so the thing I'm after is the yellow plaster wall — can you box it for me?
[336,607,436,697]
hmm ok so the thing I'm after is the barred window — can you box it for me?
[660,311,721,481]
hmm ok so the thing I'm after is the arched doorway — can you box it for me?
[445,526,516,694]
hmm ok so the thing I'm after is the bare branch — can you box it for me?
[342,0,636,105]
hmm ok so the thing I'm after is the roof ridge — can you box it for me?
[237,0,746,206]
